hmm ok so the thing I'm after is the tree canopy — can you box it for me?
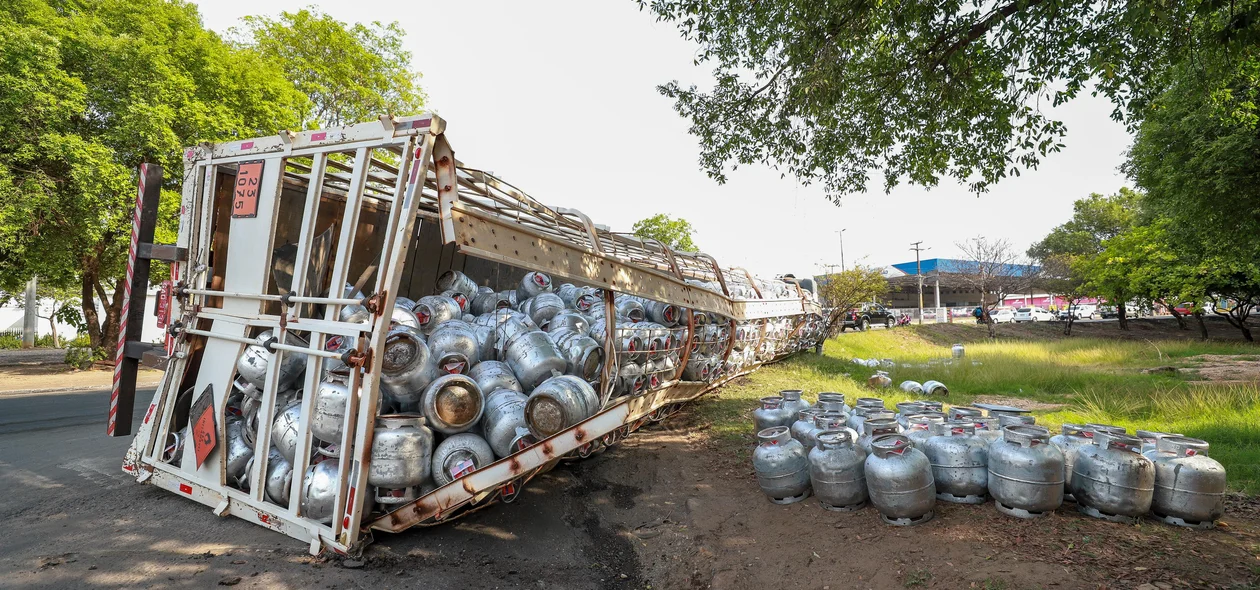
[640,0,1260,196]
[815,266,887,333]
[0,0,424,352]
[632,213,699,252]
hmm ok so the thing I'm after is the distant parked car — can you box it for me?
[1056,306,1097,320]
[1014,307,1055,322]
[989,309,1016,324]
[842,302,896,331]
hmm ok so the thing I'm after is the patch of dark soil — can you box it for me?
[564,458,645,588]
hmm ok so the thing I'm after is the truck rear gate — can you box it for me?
[115,113,824,555]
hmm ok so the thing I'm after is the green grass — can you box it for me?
[700,329,1260,493]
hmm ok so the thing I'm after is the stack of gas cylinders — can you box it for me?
[208,269,737,522]
[751,391,1226,529]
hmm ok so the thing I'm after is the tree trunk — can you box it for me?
[101,278,125,360]
[985,308,997,339]
[1063,315,1074,336]
[80,267,103,349]
[1117,303,1129,330]
[47,316,59,348]
[1164,301,1187,330]
[1194,311,1209,340]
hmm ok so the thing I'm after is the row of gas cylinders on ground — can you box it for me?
[751,392,1227,528]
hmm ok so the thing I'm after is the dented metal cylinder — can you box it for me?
[864,435,936,525]
[753,426,811,504]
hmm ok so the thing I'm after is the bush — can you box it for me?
[0,334,20,349]
[64,345,107,370]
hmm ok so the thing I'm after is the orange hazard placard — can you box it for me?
[231,160,265,218]
[190,385,218,468]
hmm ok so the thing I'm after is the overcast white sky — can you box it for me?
[195,1,1133,278]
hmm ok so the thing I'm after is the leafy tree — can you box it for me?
[639,0,1259,196]
[234,9,426,128]
[0,1,424,359]
[815,266,887,334]
[631,214,698,252]
[955,236,1031,339]
[0,0,304,354]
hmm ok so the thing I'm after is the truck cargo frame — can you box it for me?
[118,113,822,555]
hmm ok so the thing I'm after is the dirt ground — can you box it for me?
[916,317,1260,345]
[1185,355,1260,383]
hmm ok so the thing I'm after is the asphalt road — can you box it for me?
[0,387,638,589]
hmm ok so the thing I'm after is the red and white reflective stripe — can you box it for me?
[108,164,148,435]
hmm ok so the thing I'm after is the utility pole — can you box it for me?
[910,242,928,325]
[837,229,847,272]
[22,276,37,348]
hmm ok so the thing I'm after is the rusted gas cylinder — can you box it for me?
[988,425,1064,519]
[752,396,792,433]
[865,435,936,525]
[1071,431,1155,523]
[1150,436,1226,529]
[420,374,485,435]
[368,414,435,504]
[923,422,988,504]
[753,426,811,504]
[808,430,868,512]
[524,375,600,439]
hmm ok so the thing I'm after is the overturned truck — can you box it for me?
[113,113,825,555]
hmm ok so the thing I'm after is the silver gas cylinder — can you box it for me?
[779,389,812,418]
[439,289,472,314]
[753,426,812,504]
[547,311,591,336]
[681,356,711,381]
[864,434,936,525]
[470,289,512,315]
[339,284,370,324]
[589,319,644,363]
[481,388,530,458]
[420,373,485,435]
[225,417,254,486]
[436,270,479,299]
[517,271,554,300]
[917,400,944,412]
[998,414,1035,428]
[613,297,646,322]
[790,408,822,443]
[1150,436,1226,529]
[855,397,885,409]
[427,320,481,375]
[809,430,868,511]
[431,432,496,487]
[948,406,983,422]
[858,417,901,455]
[394,296,417,312]
[392,305,423,330]
[413,295,463,335]
[803,412,848,451]
[524,375,600,438]
[236,330,308,389]
[498,289,520,309]
[896,401,927,422]
[951,343,965,358]
[523,292,567,330]
[550,327,604,381]
[1085,423,1127,436]
[988,425,1065,518]
[1137,430,1183,457]
[973,417,1002,445]
[815,392,849,413]
[300,460,339,523]
[1049,423,1094,502]
[616,361,645,396]
[311,379,351,444]
[469,360,523,395]
[643,299,681,327]
[369,414,435,504]
[921,380,949,396]
[505,330,567,391]
[1071,431,1155,523]
[846,404,874,434]
[248,447,292,506]
[924,422,988,504]
[905,413,946,449]
[271,400,303,463]
[380,326,437,405]
[899,381,924,395]
[753,396,792,433]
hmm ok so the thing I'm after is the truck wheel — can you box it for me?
[860,318,870,332]
[885,317,895,329]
